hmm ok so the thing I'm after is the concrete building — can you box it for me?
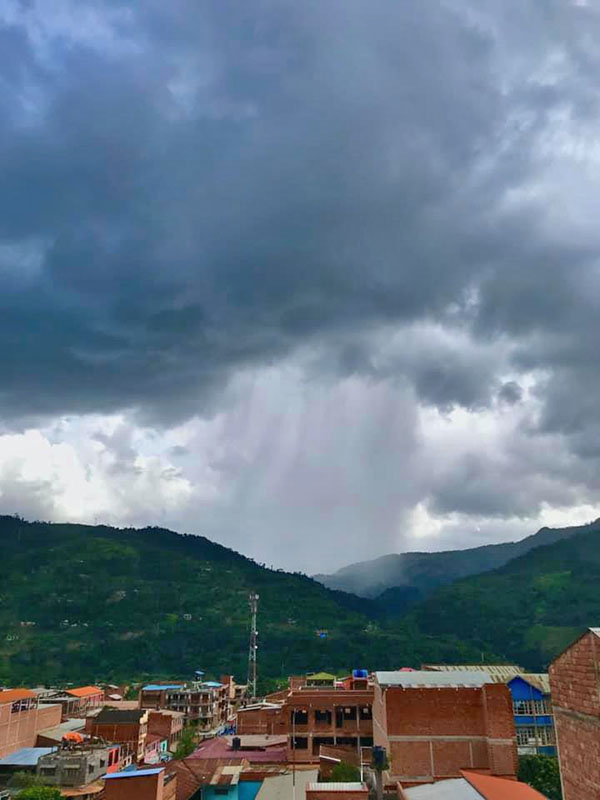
[0,689,62,758]
[373,671,517,787]
[37,741,120,785]
[103,767,177,800]
[85,708,148,762]
[0,746,55,783]
[140,681,230,730]
[549,626,600,800]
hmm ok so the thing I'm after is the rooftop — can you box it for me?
[376,670,492,688]
[65,686,102,698]
[403,779,481,799]
[192,736,287,763]
[0,747,55,767]
[463,770,548,799]
[307,783,367,792]
[422,665,522,683]
[143,684,183,691]
[104,768,164,779]
[93,708,146,724]
[0,688,36,704]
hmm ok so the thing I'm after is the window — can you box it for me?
[359,706,372,720]
[315,709,332,724]
[291,709,308,725]
[514,699,550,715]
[100,759,106,768]
[292,736,308,749]
[516,726,555,746]
[40,767,56,776]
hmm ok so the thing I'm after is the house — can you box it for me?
[37,740,120,785]
[507,674,555,756]
[0,747,55,782]
[549,626,600,800]
[85,708,148,763]
[49,687,104,719]
[0,689,62,758]
[147,710,184,753]
[140,681,229,730]
[235,703,283,736]
[165,757,264,800]
[103,767,177,800]
[398,769,547,798]
[373,671,517,787]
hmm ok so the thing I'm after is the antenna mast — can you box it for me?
[247,591,259,699]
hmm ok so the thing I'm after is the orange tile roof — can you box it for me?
[462,771,547,799]
[65,686,102,698]
[0,689,36,703]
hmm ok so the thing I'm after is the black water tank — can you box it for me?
[232,736,241,750]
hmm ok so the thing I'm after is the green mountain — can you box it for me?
[408,524,600,670]
[0,516,487,686]
[315,522,598,605]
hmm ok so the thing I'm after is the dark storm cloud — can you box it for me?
[0,0,600,544]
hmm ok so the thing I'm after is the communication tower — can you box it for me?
[247,591,259,699]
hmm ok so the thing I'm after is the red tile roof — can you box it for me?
[462,771,547,799]
[65,686,102,698]
[0,689,36,703]
[191,737,287,763]
[166,758,248,800]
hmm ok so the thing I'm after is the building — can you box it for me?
[373,670,517,787]
[140,681,230,730]
[0,690,62,758]
[103,767,177,800]
[549,626,600,800]
[147,710,184,752]
[49,687,104,720]
[0,747,55,782]
[85,708,148,763]
[284,685,373,763]
[398,769,547,799]
[37,741,120,785]
[507,674,555,756]
[36,718,87,747]
[423,664,556,758]
[235,703,283,736]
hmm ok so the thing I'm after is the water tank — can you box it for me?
[232,736,241,751]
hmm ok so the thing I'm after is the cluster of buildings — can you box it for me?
[0,626,597,799]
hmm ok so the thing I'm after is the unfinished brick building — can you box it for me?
[0,690,62,759]
[549,627,600,800]
[373,670,517,786]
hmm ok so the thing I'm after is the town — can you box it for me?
[0,598,594,800]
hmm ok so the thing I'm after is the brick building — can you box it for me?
[103,767,177,800]
[235,702,283,735]
[373,670,517,787]
[147,710,184,752]
[0,690,62,759]
[85,708,148,762]
[549,627,600,800]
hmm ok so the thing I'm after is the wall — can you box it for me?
[236,707,283,735]
[550,630,600,800]
[104,772,164,800]
[306,790,368,800]
[374,683,516,784]
[0,702,62,759]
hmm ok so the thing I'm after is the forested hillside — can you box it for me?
[0,517,485,685]
[408,526,600,670]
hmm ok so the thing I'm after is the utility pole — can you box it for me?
[247,591,259,700]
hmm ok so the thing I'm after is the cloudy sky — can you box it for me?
[1,0,600,573]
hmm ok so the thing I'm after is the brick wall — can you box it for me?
[104,772,165,800]
[0,702,62,758]
[236,706,284,735]
[550,629,600,800]
[373,684,516,784]
[306,788,368,800]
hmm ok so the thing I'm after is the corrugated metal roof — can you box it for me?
[0,688,36,703]
[376,670,492,688]
[104,768,164,779]
[0,747,54,766]
[306,784,367,792]
[65,686,102,698]
[202,681,223,688]
[423,665,521,683]
[511,673,551,694]
[404,779,481,799]
[143,684,183,691]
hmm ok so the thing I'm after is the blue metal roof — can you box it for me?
[104,768,164,779]
[142,684,183,691]
[202,681,223,688]
[0,747,54,766]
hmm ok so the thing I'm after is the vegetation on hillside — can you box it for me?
[408,526,600,670]
[519,755,562,800]
[0,517,488,685]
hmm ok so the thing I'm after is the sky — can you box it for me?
[1,0,600,573]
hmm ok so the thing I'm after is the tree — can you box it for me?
[329,762,361,782]
[16,788,63,800]
[173,725,198,759]
[519,754,562,800]
[8,772,46,790]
